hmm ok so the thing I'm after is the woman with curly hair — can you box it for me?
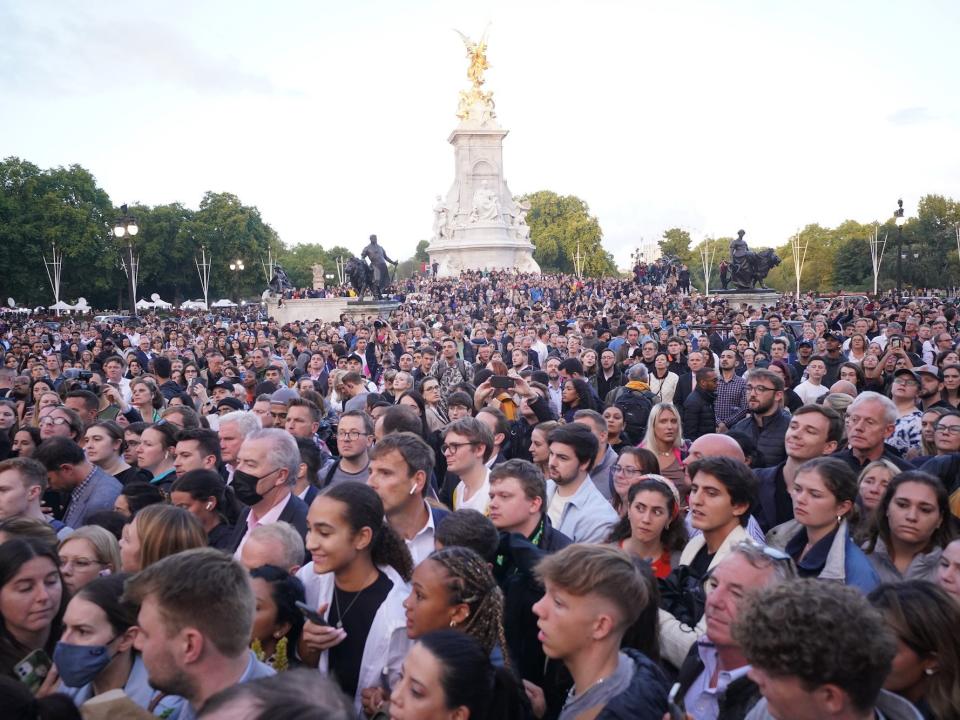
[403,545,508,660]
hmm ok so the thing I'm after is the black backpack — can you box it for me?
[615,387,655,444]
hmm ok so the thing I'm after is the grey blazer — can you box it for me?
[62,466,123,529]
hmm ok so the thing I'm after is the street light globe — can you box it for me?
[127,223,139,236]
[238,262,245,270]
[113,226,125,238]
[895,215,906,227]
[229,263,237,271]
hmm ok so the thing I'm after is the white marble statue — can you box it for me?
[470,181,501,223]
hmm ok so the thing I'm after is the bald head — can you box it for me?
[687,433,746,463]
[829,380,858,398]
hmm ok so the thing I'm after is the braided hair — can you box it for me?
[428,546,508,662]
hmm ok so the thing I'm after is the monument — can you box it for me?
[426,28,540,277]
[311,264,325,290]
[712,228,782,307]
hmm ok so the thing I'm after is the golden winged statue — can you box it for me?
[453,25,496,122]
[454,25,490,88]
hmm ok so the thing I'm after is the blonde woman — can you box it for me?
[57,525,121,595]
[639,402,688,490]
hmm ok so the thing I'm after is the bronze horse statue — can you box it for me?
[731,248,781,289]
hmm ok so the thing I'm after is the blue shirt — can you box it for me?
[62,654,184,718]
[174,651,275,720]
[546,476,618,544]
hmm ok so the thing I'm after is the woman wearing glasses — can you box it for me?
[864,472,954,583]
[609,447,659,515]
[606,474,687,578]
[57,526,121,595]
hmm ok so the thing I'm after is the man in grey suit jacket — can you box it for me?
[34,437,122,529]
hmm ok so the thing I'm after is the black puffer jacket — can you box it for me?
[596,649,670,720]
[730,408,791,468]
[681,388,717,440]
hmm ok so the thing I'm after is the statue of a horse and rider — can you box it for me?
[725,230,781,289]
[268,265,293,295]
[346,235,398,300]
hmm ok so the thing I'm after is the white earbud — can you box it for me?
[205,502,214,511]
[409,485,417,496]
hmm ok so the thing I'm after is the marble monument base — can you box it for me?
[265,297,398,325]
[429,224,540,277]
[708,289,781,307]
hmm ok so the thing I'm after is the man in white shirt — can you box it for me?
[793,356,828,405]
[545,423,617,543]
[442,417,494,513]
[367,432,443,566]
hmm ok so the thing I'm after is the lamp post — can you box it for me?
[229,259,245,304]
[894,199,906,295]
[113,205,140,314]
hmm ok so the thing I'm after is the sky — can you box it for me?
[2,0,959,270]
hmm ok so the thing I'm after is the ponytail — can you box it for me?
[371,521,413,582]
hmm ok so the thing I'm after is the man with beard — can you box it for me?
[715,349,748,430]
[730,369,791,468]
[591,348,623,404]
[124,549,275,719]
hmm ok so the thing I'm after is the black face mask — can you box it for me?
[232,468,280,506]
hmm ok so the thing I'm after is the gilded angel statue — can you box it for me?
[454,26,490,87]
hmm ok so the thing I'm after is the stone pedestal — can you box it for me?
[427,123,540,277]
[265,297,398,325]
[709,290,781,308]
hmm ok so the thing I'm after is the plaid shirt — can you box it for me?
[715,373,748,426]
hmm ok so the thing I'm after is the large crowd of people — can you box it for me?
[0,267,959,720]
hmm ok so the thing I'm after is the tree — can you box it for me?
[414,240,430,263]
[521,190,616,276]
[659,228,692,262]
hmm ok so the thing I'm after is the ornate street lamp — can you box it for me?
[229,259,245,304]
[113,205,140,314]
[894,199,906,295]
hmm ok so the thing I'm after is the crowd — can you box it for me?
[0,267,959,720]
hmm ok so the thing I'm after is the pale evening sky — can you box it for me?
[2,0,958,269]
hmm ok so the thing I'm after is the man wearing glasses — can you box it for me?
[320,410,373,487]
[441,417,494,513]
[831,392,913,473]
[730,369,791,468]
[889,368,923,455]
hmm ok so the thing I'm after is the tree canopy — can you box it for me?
[521,190,617,276]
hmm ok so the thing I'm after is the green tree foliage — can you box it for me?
[521,191,616,276]
[659,228,692,262]
[414,240,430,263]
[691,236,732,291]
[281,244,356,288]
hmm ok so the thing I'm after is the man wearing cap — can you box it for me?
[790,340,813,387]
[916,364,952,411]
[815,332,842,383]
[890,368,923,454]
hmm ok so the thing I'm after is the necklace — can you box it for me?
[332,581,372,629]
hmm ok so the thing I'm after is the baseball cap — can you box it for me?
[797,340,814,349]
[915,364,942,380]
[213,377,235,391]
[217,397,244,412]
[893,368,919,382]
[270,387,299,405]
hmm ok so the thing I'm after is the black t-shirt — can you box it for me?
[328,571,394,699]
[687,544,715,580]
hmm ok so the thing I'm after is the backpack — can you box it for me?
[615,387,655,444]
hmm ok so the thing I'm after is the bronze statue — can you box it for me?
[358,234,397,300]
[727,230,781,289]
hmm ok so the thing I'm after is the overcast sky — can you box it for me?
[2,1,958,269]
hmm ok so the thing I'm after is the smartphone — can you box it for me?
[667,682,684,720]
[295,600,329,626]
[14,648,52,693]
[891,338,902,348]
[99,405,121,421]
[490,375,515,390]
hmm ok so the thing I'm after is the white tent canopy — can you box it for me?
[211,298,237,307]
[73,297,91,312]
[135,299,154,310]
[149,293,173,309]
[49,300,74,311]
[180,299,208,310]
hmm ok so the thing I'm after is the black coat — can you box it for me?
[595,648,670,720]
[227,493,310,555]
[675,643,761,720]
[682,388,717,441]
[673,372,695,409]
[729,409,791,468]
